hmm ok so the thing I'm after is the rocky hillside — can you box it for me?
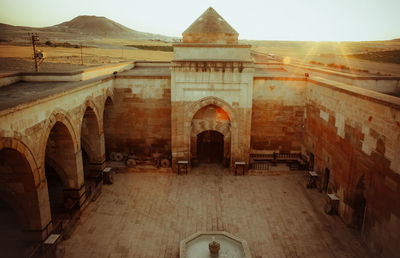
[0,15,173,43]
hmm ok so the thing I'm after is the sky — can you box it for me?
[0,0,399,41]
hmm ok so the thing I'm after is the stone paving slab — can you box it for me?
[60,164,370,258]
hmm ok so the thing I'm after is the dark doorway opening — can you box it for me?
[323,168,330,192]
[81,147,89,177]
[197,130,224,163]
[309,152,315,170]
[353,175,367,231]
[103,97,114,159]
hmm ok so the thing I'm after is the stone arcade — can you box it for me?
[0,7,399,257]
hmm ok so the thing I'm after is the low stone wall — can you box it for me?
[0,62,134,86]
[0,72,20,88]
[286,64,400,96]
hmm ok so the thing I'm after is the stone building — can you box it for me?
[0,7,399,257]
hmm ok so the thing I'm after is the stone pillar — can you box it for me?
[171,102,189,173]
[22,182,53,241]
[63,184,86,207]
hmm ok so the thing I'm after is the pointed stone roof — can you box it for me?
[182,7,239,44]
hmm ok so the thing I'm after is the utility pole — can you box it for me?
[31,33,40,72]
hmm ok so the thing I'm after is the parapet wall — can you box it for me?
[0,62,134,87]
[286,64,400,96]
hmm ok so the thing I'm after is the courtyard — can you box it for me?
[60,165,370,258]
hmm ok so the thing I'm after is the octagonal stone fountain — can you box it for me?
[180,231,251,258]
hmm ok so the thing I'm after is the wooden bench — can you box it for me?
[249,152,309,170]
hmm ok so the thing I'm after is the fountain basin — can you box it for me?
[180,231,251,258]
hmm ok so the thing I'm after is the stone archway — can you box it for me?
[172,95,251,172]
[45,121,81,220]
[80,104,104,170]
[42,113,86,219]
[190,104,231,165]
[0,138,52,242]
[41,111,83,189]
[103,96,114,160]
[188,97,234,163]
[45,121,80,188]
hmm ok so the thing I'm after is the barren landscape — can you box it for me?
[0,44,173,72]
[250,39,400,76]
[1,15,399,75]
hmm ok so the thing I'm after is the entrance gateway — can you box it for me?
[197,130,224,163]
[170,7,254,172]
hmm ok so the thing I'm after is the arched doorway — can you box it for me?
[309,152,315,170]
[45,121,80,221]
[81,106,102,164]
[197,130,224,163]
[191,104,231,166]
[81,105,103,196]
[0,147,42,256]
[323,168,330,192]
[103,96,114,159]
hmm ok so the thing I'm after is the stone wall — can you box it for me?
[106,77,172,157]
[0,77,113,240]
[304,79,400,257]
[251,78,306,152]
[171,60,254,171]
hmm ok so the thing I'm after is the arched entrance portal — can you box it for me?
[197,130,224,163]
[191,104,231,166]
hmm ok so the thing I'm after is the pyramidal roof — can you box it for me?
[182,7,239,44]
[183,7,238,35]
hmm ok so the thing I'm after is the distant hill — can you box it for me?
[348,50,400,64]
[51,16,169,39]
[0,15,174,43]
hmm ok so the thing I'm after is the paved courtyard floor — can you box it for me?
[60,164,370,258]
